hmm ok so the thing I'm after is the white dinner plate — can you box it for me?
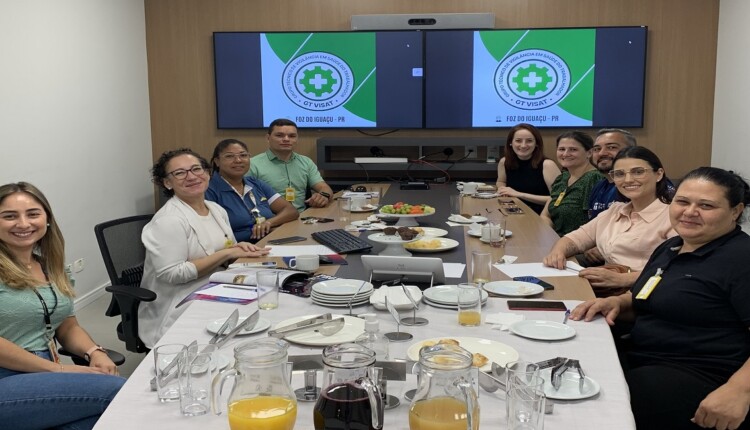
[423,285,490,305]
[509,320,577,341]
[348,204,378,213]
[406,337,519,372]
[206,316,271,335]
[350,220,386,230]
[368,232,422,244]
[448,215,488,224]
[404,237,459,253]
[468,229,513,238]
[482,281,544,297]
[272,314,365,346]
[422,296,488,310]
[311,297,371,308]
[473,192,499,199]
[414,227,449,237]
[311,291,373,303]
[540,367,601,400]
[312,279,374,296]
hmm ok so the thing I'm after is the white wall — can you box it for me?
[712,0,750,232]
[712,0,750,173]
[0,0,154,305]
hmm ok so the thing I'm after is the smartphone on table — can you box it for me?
[267,236,307,245]
[507,300,567,311]
[228,261,277,268]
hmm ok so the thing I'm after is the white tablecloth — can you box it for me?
[94,294,636,429]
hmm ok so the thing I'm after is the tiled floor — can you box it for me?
[63,293,147,377]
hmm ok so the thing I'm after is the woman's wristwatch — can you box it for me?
[318,191,332,200]
[84,345,107,361]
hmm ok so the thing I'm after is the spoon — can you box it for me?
[315,318,346,336]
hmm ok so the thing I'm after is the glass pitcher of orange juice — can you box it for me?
[212,338,297,430]
[409,343,479,430]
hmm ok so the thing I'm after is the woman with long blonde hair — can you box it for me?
[0,182,124,429]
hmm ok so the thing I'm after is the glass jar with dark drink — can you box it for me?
[313,343,384,430]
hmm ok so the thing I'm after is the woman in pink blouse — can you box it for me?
[543,146,676,296]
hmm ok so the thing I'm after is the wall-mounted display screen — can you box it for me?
[214,31,424,129]
[214,26,647,129]
[425,27,647,128]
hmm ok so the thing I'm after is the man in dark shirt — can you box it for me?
[588,128,637,219]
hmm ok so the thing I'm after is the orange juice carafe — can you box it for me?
[408,343,479,430]
[212,338,297,430]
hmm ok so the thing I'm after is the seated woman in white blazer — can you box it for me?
[138,148,270,348]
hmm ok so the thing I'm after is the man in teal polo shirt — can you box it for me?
[249,118,334,212]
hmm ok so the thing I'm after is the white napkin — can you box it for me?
[450,214,473,223]
[485,312,525,330]
[493,255,518,266]
[369,285,423,311]
[446,221,463,227]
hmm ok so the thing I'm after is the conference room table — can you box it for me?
[94,183,635,429]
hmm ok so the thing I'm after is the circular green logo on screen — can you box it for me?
[282,52,354,111]
[495,49,570,110]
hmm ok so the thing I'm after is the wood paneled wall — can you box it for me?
[144,0,719,179]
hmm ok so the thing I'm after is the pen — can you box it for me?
[222,285,257,291]
[563,309,571,325]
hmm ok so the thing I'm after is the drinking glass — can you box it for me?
[457,282,482,327]
[257,270,279,310]
[154,343,186,402]
[337,197,351,224]
[490,217,507,248]
[179,344,217,416]
[367,185,384,208]
[471,251,491,285]
[506,376,546,430]
[449,194,462,216]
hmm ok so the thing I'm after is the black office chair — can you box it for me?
[93,214,157,354]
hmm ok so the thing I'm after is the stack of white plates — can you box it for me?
[422,285,489,309]
[311,279,374,308]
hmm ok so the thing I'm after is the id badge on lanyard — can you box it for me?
[635,268,663,300]
[285,187,295,202]
[34,288,60,363]
[553,191,566,207]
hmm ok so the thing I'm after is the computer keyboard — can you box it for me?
[312,229,373,254]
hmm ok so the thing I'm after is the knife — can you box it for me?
[267,314,333,338]
[208,309,239,345]
[149,340,197,391]
[273,318,345,339]
[268,316,345,339]
[215,310,260,349]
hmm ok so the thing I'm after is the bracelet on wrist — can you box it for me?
[84,345,107,361]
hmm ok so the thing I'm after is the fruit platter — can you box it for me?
[378,202,436,226]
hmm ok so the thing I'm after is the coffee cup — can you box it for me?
[463,182,481,194]
[350,196,367,211]
[289,254,320,271]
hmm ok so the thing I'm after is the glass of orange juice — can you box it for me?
[457,282,482,326]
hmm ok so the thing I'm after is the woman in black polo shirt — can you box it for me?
[571,167,750,430]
